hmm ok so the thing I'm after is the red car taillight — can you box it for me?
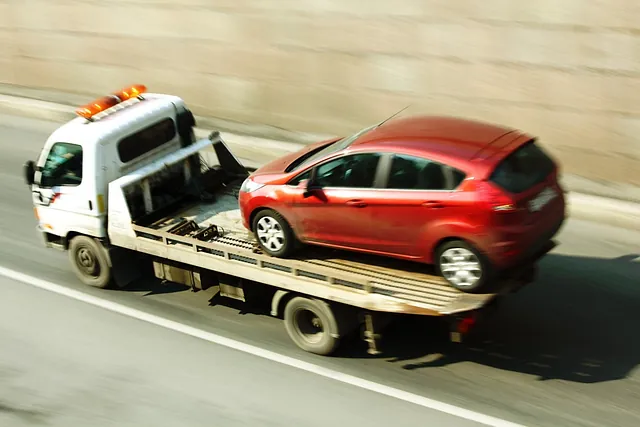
[478,181,526,224]
[479,181,515,212]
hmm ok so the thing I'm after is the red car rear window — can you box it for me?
[489,140,556,194]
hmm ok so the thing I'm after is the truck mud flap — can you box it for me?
[108,246,145,288]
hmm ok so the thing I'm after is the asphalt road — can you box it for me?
[0,275,491,427]
[1,114,640,427]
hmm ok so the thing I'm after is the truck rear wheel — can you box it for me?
[68,236,112,289]
[283,297,340,356]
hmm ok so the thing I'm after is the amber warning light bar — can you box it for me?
[75,84,147,120]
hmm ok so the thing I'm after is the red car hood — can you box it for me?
[250,137,340,177]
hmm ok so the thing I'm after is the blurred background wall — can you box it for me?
[1,0,639,185]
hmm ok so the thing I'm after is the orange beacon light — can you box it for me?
[75,84,147,120]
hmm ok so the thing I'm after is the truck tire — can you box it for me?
[252,209,295,258]
[435,239,492,293]
[68,235,112,289]
[283,297,340,356]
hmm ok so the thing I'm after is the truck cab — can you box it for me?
[24,84,197,250]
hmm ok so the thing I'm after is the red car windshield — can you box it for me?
[285,124,377,173]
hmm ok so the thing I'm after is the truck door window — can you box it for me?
[117,118,177,163]
[40,142,83,188]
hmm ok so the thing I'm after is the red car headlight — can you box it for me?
[240,177,265,193]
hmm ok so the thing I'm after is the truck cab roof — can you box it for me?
[45,93,187,149]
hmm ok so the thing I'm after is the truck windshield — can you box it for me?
[286,124,377,173]
[39,142,83,188]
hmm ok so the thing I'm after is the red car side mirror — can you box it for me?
[298,179,316,198]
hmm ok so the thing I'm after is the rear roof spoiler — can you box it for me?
[470,130,519,162]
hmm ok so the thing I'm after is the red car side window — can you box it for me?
[387,154,447,190]
[288,169,312,186]
[315,153,380,188]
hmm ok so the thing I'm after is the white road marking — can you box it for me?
[0,265,527,427]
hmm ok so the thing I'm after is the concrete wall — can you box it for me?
[1,0,639,185]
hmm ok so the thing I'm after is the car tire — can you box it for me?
[68,235,113,289]
[252,209,295,258]
[435,240,492,293]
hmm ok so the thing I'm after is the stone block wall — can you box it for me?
[1,0,639,184]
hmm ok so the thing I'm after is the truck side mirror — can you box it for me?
[24,160,36,186]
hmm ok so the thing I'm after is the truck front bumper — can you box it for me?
[36,225,65,251]
[36,225,50,247]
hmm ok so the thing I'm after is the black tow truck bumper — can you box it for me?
[501,238,558,293]
[448,237,559,343]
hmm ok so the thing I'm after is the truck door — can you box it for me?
[33,141,100,238]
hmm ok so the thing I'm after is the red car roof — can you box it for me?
[351,116,521,161]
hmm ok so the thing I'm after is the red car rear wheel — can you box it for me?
[435,240,493,293]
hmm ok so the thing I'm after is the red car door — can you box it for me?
[286,152,383,250]
[366,153,460,258]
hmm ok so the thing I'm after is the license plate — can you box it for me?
[529,187,556,212]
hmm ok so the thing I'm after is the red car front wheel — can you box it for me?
[252,209,296,258]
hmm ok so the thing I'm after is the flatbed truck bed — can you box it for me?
[132,191,517,317]
[102,133,540,355]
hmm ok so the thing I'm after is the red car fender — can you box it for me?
[243,190,301,238]
[416,219,487,264]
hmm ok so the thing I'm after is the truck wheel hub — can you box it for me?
[77,248,97,275]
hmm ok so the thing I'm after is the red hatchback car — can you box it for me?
[238,116,566,293]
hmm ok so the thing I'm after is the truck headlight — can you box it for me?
[240,177,265,193]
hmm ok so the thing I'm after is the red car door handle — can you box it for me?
[346,200,367,208]
[422,201,445,209]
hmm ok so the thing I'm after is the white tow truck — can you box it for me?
[23,85,551,355]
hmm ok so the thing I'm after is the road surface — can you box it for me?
[1,113,640,427]
[0,274,491,427]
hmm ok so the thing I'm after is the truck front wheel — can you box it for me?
[283,297,340,356]
[68,236,112,289]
